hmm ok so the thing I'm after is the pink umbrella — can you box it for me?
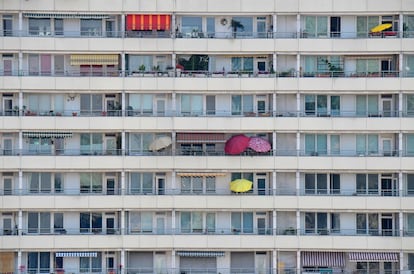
[224,134,250,155]
[248,137,271,153]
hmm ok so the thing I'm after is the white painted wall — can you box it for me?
[340,212,356,235]
[65,173,80,194]
[341,173,356,195]
[64,19,80,37]
[340,134,356,156]
[276,133,296,153]
[341,16,356,38]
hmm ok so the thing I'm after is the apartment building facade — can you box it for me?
[0,0,414,273]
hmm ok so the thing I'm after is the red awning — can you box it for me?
[176,133,226,143]
[126,14,171,31]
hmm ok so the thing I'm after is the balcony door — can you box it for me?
[381,214,393,236]
[381,98,392,117]
[3,177,12,195]
[2,138,12,155]
[106,177,116,195]
[330,17,341,37]
[156,176,165,195]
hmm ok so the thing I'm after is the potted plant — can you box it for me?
[138,64,146,76]
[13,106,19,116]
[153,65,162,76]
[230,19,244,38]
[166,66,174,77]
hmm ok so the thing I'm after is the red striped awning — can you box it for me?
[348,252,399,262]
[302,252,345,267]
[126,14,171,31]
[176,133,226,143]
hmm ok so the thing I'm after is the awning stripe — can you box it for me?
[302,252,345,267]
[348,252,399,262]
[176,251,224,257]
[126,15,171,31]
[56,252,97,257]
[23,132,73,138]
[70,54,119,66]
[176,133,226,143]
[23,13,110,19]
[177,173,226,177]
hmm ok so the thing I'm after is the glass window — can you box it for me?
[305,134,316,155]
[181,16,202,34]
[407,213,414,235]
[367,134,378,154]
[54,213,64,232]
[243,212,253,233]
[231,17,253,37]
[180,95,203,115]
[91,213,102,232]
[331,213,340,233]
[141,212,152,232]
[27,252,50,273]
[368,95,379,116]
[181,177,191,193]
[406,94,414,116]
[356,95,367,116]
[206,17,215,38]
[40,212,51,234]
[231,57,241,72]
[356,213,367,234]
[231,212,241,233]
[242,95,254,113]
[356,135,366,155]
[80,173,102,193]
[80,212,90,233]
[368,213,379,235]
[206,176,216,193]
[357,16,379,37]
[305,212,316,233]
[317,95,328,115]
[356,174,367,194]
[29,18,51,36]
[317,134,327,155]
[81,19,102,36]
[330,135,340,155]
[54,18,63,35]
[80,253,102,273]
[305,95,315,115]
[317,213,328,234]
[305,174,315,194]
[407,174,414,195]
[331,96,340,116]
[28,212,39,233]
[231,95,242,115]
[304,16,328,37]
[406,134,414,156]
[317,174,327,194]
[368,174,378,194]
[181,212,191,233]
[54,173,63,193]
[192,212,203,232]
[206,213,215,232]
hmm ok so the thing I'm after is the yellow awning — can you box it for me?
[70,54,119,65]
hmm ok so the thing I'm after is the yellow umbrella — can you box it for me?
[230,178,253,193]
[370,23,392,33]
